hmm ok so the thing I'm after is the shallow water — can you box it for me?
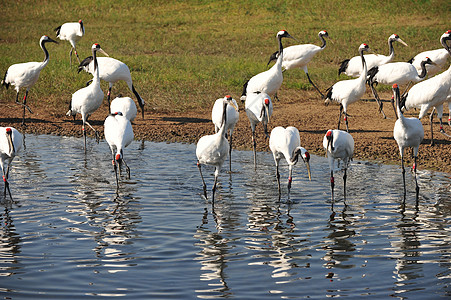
[0,134,450,299]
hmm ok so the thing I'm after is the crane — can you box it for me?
[1,35,58,124]
[0,127,23,199]
[55,19,85,66]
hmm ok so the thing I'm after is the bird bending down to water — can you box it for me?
[269,126,311,199]
[104,112,134,191]
[196,97,238,202]
[323,129,354,206]
[110,96,137,122]
[400,31,451,145]
[67,43,109,150]
[338,34,408,77]
[245,91,273,168]
[0,127,23,199]
[267,30,330,98]
[1,35,58,125]
[211,95,239,172]
[392,84,424,200]
[325,43,371,130]
[78,56,145,119]
[367,57,436,118]
[55,19,85,66]
[241,30,295,102]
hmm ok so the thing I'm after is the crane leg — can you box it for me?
[337,105,343,130]
[69,48,73,67]
[276,163,281,198]
[288,166,293,201]
[122,158,131,179]
[413,155,419,200]
[306,72,324,98]
[212,169,219,205]
[228,134,233,173]
[107,86,112,108]
[84,120,101,143]
[330,170,335,207]
[112,153,119,192]
[197,161,207,199]
[252,129,257,169]
[74,47,81,64]
[401,155,406,199]
[343,168,347,205]
[429,109,435,146]
[344,111,349,132]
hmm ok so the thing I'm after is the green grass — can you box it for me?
[1,0,449,113]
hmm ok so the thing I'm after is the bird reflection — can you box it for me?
[0,204,22,276]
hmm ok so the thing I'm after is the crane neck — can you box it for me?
[418,60,429,79]
[92,48,100,83]
[388,38,395,56]
[319,34,327,49]
[40,40,50,67]
[217,102,228,138]
[277,35,284,57]
[359,49,367,80]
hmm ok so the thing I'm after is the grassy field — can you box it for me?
[0,0,449,113]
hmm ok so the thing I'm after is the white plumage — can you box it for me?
[67,43,109,150]
[367,57,435,118]
[211,95,239,172]
[110,96,137,122]
[1,35,58,124]
[325,43,371,131]
[104,112,134,190]
[196,99,232,201]
[338,34,408,77]
[78,56,145,118]
[240,30,294,102]
[0,127,23,198]
[408,30,451,78]
[268,30,330,97]
[55,19,85,66]
[392,84,424,199]
[269,126,311,198]
[323,129,354,204]
[245,91,273,167]
[400,38,451,145]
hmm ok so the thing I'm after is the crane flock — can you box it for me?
[0,23,450,203]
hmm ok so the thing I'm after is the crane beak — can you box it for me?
[48,37,59,44]
[399,39,408,47]
[229,101,239,112]
[99,49,109,57]
[306,161,311,181]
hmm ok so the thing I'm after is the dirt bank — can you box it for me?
[1,90,450,175]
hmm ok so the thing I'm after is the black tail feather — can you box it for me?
[78,56,94,73]
[338,59,350,75]
[54,25,62,37]
[1,70,9,89]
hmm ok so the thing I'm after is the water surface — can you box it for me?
[0,134,450,299]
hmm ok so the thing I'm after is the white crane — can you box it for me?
[408,30,451,78]
[367,57,436,118]
[269,126,311,198]
[211,95,239,172]
[245,91,273,168]
[55,19,85,66]
[1,35,58,125]
[67,43,109,150]
[78,56,145,118]
[324,43,371,130]
[400,34,451,145]
[392,84,424,200]
[323,129,354,205]
[196,98,234,202]
[104,112,134,191]
[0,127,23,199]
[240,30,295,102]
[338,34,408,77]
[267,30,330,98]
[110,96,137,122]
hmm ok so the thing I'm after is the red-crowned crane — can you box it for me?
[196,97,237,202]
[324,43,371,131]
[245,91,273,168]
[1,35,58,124]
[338,34,408,77]
[323,129,354,206]
[78,56,145,119]
[400,33,451,145]
[267,30,330,98]
[67,44,109,150]
[240,30,295,102]
[367,57,436,118]
[392,84,424,200]
[269,126,311,199]
[408,30,451,78]
[0,127,23,199]
[55,19,85,66]
[211,95,239,172]
[104,112,134,191]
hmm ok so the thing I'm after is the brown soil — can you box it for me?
[1,90,450,175]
